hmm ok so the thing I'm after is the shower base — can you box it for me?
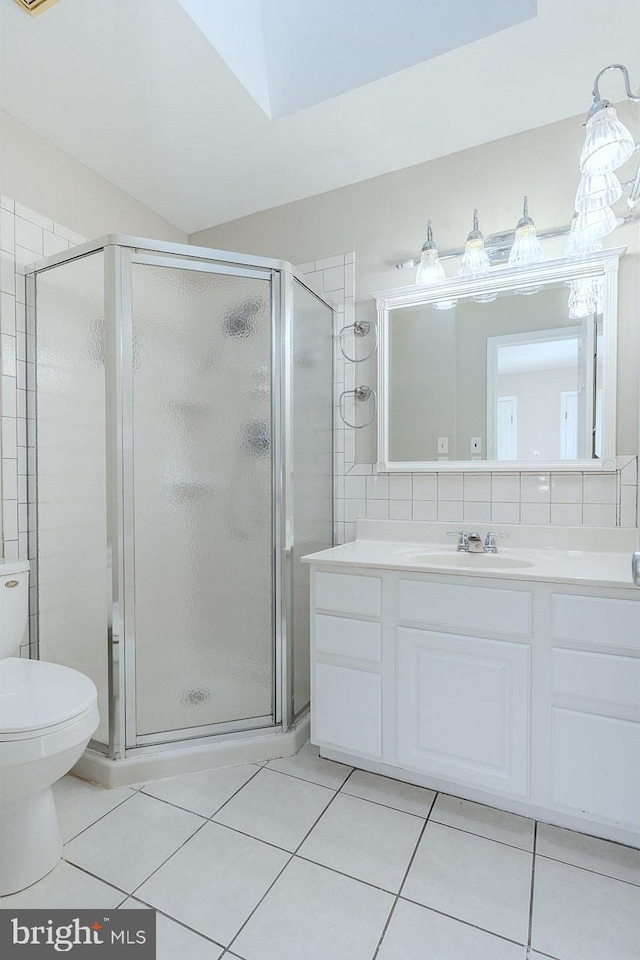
[73,715,310,788]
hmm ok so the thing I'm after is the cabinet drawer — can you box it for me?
[314,614,382,662]
[552,648,640,708]
[397,579,531,636]
[312,662,382,757]
[313,571,381,617]
[552,595,640,651]
[551,708,640,827]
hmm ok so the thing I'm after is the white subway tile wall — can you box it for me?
[296,254,638,545]
[0,197,85,567]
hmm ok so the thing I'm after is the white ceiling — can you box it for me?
[0,0,638,233]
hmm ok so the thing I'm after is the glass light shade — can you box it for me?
[575,171,622,212]
[574,205,618,239]
[459,238,491,276]
[568,278,601,320]
[459,209,491,277]
[508,196,543,267]
[416,247,446,285]
[415,221,446,285]
[580,104,636,175]
[508,223,543,266]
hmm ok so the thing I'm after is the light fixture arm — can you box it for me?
[592,63,640,104]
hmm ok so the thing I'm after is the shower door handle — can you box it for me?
[632,552,640,586]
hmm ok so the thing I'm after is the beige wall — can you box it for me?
[192,106,640,460]
[0,111,186,243]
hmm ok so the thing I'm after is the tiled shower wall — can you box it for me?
[0,195,85,563]
[296,256,639,546]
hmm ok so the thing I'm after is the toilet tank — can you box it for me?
[0,560,29,659]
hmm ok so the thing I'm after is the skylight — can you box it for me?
[176,0,537,119]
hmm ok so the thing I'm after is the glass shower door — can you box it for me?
[128,260,274,744]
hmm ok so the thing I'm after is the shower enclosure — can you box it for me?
[26,236,333,762]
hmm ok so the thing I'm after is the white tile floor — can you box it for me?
[2,741,639,960]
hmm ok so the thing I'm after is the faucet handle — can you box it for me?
[484,531,508,553]
[447,530,469,551]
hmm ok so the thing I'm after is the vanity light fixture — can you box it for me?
[580,65,637,176]
[508,196,543,266]
[458,209,491,277]
[415,221,446,285]
[569,64,639,253]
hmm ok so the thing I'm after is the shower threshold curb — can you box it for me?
[73,715,310,789]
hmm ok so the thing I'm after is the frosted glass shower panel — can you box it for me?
[131,264,274,737]
[34,253,109,745]
[291,280,333,717]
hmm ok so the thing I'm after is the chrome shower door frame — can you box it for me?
[112,243,286,756]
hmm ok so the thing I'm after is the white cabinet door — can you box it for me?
[397,628,530,797]
[551,708,640,829]
[312,662,382,758]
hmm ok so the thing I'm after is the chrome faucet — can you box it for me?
[448,530,509,553]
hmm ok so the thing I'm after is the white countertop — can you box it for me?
[303,521,639,589]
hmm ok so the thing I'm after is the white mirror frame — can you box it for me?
[373,247,625,473]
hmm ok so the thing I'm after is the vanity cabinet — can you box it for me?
[309,565,640,847]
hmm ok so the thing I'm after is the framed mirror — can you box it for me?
[374,248,624,472]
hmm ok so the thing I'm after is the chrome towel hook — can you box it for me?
[338,385,377,429]
[339,320,377,362]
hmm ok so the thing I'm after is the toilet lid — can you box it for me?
[0,658,97,735]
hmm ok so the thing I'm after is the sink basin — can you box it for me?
[405,552,534,570]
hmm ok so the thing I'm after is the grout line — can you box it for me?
[224,782,346,954]
[371,790,438,960]
[533,851,640,888]
[257,763,347,792]
[59,860,130,900]
[397,897,528,950]
[123,893,226,951]
[293,854,399,897]
[526,821,538,958]
[427,818,535,853]
[128,818,211,899]
[206,819,293,856]
[133,790,209,821]
[61,789,138,844]
[338,788,430,822]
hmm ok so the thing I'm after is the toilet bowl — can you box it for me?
[0,561,99,896]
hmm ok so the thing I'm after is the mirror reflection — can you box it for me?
[388,283,602,464]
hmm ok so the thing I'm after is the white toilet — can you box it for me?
[0,559,99,896]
